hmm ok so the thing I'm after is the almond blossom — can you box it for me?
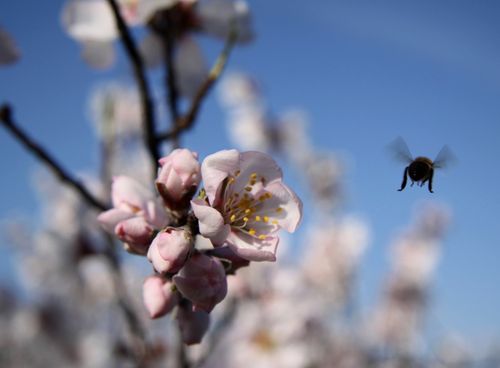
[192,149,302,262]
[97,176,169,254]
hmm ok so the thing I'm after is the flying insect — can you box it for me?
[389,137,454,193]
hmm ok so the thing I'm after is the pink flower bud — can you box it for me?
[147,228,193,274]
[156,149,201,210]
[115,217,155,255]
[173,252,227,313]
[142,276,179,319]
[176,300,210,345]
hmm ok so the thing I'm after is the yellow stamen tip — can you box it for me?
[249,229,256,235]
[255,215,261,221]
[258,235,266,240]
[263,216,269,223]
[276,207,283,213]
[250,173,258,179]
[243,217,249,222]
[230,214,236,222]
[245,209,251,214]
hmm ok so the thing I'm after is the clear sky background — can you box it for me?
[1,0,500,348]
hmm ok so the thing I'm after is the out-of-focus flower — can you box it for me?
[191,149,302,262]
[302,217,369,305]
[173,252,227,312]
[98,176,169,253]
[176,300,210,345]
[142,275,179,318]
[147,227,193,273]
[0,27,20,65]
[61,0,175,68]
[156,148,201,210]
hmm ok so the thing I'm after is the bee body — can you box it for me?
[390,137,454,194]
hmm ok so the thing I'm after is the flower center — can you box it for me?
[222,171,282,239]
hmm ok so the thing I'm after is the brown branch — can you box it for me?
[106,0,160,173]
[0,104,108,211]
[156,30,237,142]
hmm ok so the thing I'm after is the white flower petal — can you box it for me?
[191,199,230,245]
[62,0,117,42]
[227,231,278,262]
[201,149,240,205]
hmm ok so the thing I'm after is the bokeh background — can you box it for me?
[1,0,500,351]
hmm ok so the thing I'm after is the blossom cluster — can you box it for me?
[97,148,301,344]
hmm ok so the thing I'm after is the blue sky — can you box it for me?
[1,0,500,347]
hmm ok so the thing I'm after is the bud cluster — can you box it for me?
[98,148,302,344]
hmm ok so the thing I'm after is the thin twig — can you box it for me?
[106,0,160,174]
[0,104,108,211]
[156,30,237,142]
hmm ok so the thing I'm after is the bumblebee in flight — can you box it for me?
[389,137,454,193]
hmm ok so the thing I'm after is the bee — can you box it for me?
[389,137,455,193]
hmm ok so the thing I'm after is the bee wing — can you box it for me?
[433,145,457,169]
[387,136,413,163]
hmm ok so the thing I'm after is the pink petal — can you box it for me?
[191,199,230,245]
[227,231,278,262]
[111,176,154,211]
[97,208,134,234]
[142,276,178,319]
[201,149,240,204]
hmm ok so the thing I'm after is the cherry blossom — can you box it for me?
[192,149,302,262]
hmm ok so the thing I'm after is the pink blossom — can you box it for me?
[173,252,227,313]
[191,150,302,262]
[97,176,169,247]
[115,217,155,255]
[147,227,193,274]
[156,148,201,210]
[142,275,179,319]
[176,300,210,345]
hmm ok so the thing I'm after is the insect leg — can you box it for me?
[428,169,434,193]
[398,166,409,191]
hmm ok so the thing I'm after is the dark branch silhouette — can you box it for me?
[156,30,237,142]
[106,0,160,173]
[0,104,108,211]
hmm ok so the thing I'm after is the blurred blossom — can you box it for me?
[192,149,302,262]
[89,83,142,140]
[219,72,261,109]
[366,204,450,353]
[0,27,20,65]
[302,216,369,306]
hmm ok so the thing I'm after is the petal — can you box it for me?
[81,40,115,69]
[201,149,240,204]
[262,181,302,233]
[175,36,208,99]
[238,151,282,187]
[226,231,278,262]
[61,0,117,42]
[97,208,134,233]
[191,199,230,245]
[112,176,154,211]
[142,276,178,319]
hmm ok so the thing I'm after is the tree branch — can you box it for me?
[156,30,237,142]
[0,104,108,211]
[106,0,160,173]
